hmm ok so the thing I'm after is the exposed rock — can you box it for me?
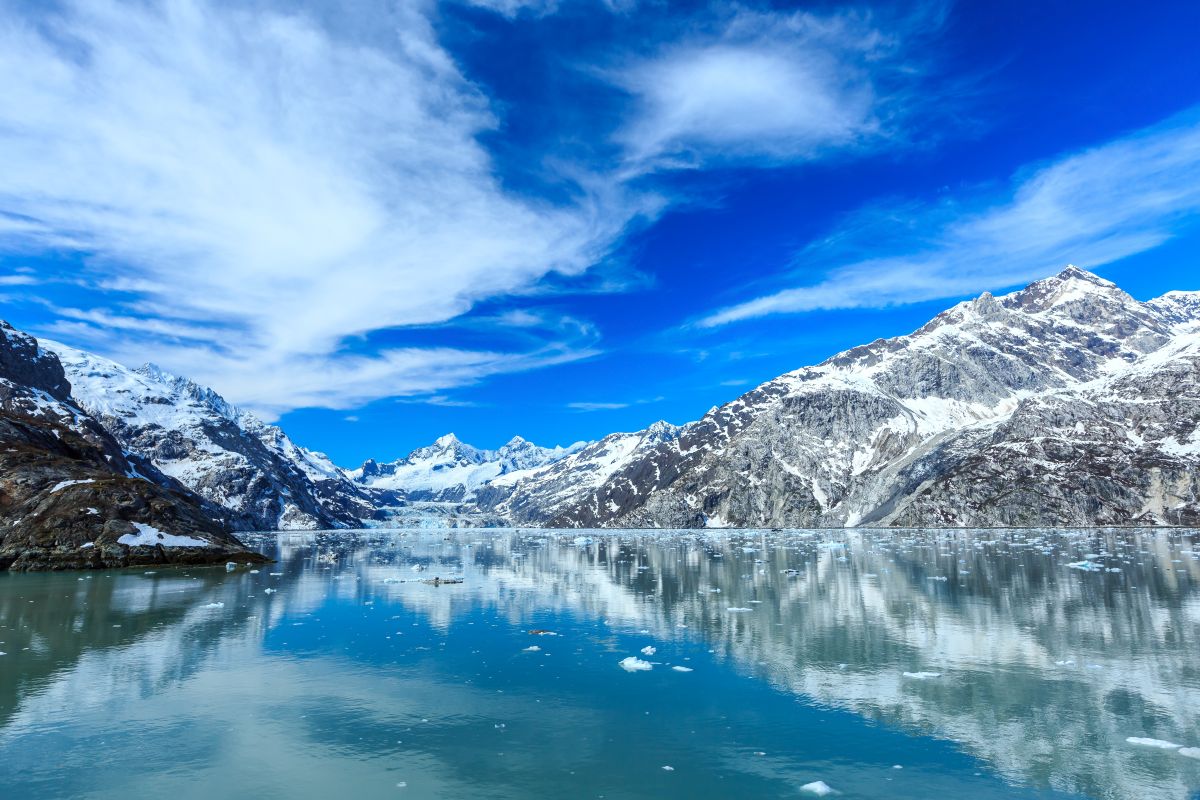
[45,342,387,531]
[476,267,1200,528]
[0,322,266,571]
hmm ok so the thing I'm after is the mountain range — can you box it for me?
[1,265,1197,569]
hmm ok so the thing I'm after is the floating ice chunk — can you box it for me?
[264,588,277,595]
[225,562,237,572]
[202,602,225,609]
[249,570,260,574]
[727,607,753,612]
[640,646,656,656]
[800,781,835,796]
[1054,660,1075,666]
[523,646,541,652]
[661,765,674,771]
[1179,747,1200,759]
[269,572,283,576]
[619,656,652,672]
[1067,560,1102,572]
[671,666,693,673]
[902,671,942,680]
[927,576,948,582]
[1126,737,1181,749]
[573,536,594,546]
[0,652,6,656]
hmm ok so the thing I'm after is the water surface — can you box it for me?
[2,528,1198,799]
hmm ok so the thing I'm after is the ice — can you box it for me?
[661,765,674,771]
[225,562,237,571]
[264,588,277,594]
[117,522,210,548]
[727,607,753,612]
[523,646,541,652]
[800,780,835,796]
[671,666,693,673]
[619,656,653,672]
[79,542,94,549]
[1179,748,1200,759]
[903,671,942,679]
[202,602,225,609]
[640,645,656,656]
[1125,737,1181,749]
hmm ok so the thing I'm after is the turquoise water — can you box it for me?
[1,528,1198,799]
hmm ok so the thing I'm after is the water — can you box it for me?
[2,528,1198,800]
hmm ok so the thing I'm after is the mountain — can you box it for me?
[0,321,264,570]
[476,267,1200,528]
[44,342,386,531]
[350,433,586,502]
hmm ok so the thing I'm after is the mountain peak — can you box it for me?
[434,432,460,447]
[1003,265,1128,314]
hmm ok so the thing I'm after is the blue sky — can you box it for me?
[1,0,1199,467]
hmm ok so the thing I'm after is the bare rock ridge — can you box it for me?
[44,342,391,532]
[0,322,265,571]
[15,265,1200,533]
[472,266,1200,527]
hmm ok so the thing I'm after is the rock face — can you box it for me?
[0,322,265,571]
[45,342,386,531]
[477,267,1200,528]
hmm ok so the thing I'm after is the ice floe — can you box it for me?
[1126,737,1181,749]
[619,656,652,672]
[800,780,835,796]
[902,671,942,680]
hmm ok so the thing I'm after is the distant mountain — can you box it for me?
[0,321,263,570]
[475,267,1200,528]
[45,342,386,531]
[14,265,1199,535]
[350,433,586,502]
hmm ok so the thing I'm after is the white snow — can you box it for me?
[49,479,94,493]
[117,522,210,548]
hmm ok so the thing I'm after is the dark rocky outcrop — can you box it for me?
[0,321,267,571]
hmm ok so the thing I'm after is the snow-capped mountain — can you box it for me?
[351,433,586,502]
[477,266,1200,527]
[0,321,261,570]
[45,342,384,531]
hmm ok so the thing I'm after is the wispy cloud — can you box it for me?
[0,0,647,415]
[699,110,1200,326]
[612,5,936,170]
[567,395,663,412]
[567,401,630,411]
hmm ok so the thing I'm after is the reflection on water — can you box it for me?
[1,528,1198,799]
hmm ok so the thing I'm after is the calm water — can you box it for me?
[2,528,1198,800]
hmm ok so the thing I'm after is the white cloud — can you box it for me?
[613,7,918,169]
[699,111,1200,326]
[0,0,647,414]
[567,401,629,411]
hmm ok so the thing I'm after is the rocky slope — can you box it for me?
[46,343,387,531]
[478,267,1200,527]
[0,321,265,570]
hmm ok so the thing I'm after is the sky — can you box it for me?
[1,0,1199,467]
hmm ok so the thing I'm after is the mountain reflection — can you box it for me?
[2,528,1198,800]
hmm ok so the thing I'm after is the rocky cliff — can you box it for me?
[0,322,265,570]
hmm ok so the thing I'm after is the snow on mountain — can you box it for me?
[45,342,380,531]
[476,266,1200,528]
[0,321,260,570]
[352,433,586,502]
